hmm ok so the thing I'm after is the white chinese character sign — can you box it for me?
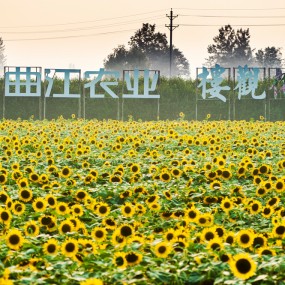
[123,69,159,99]
[197,64,267,102]
[196,65,268,120]
[45,69,81,98]
[198,64,230,102]
[5,67,42,97]
[2,65,285,121]
[196,65,231,120]
[84,69,120,99]
[3,67,160,120]
[234,65,266,100]
[4,67,160,99]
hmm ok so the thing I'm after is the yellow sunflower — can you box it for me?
[59,220,75,235]
[272,223,285,238]
[113,252,127,269]
[210,180,222,190]
[111,230,127,248]
[80,278,103,285]
[275,179,285,192]
[220,197,234,213]
[153,241,172,258]
[0,209,12,225]
[130,163,140,174]
[159,171,171,182]
[43,238,59,255]
[229,253,256,280]
[196,213,214,227]
[121,202,135,218]
[236,229,254,248]
[71,204,84,217]
[56,202,70,215]
[45,194,57,208]
[12,201,26,215]
[17,177,29,189]
[249,200,262,215]
[60,166,72,178]
[61,238,78,258]
[96,202,110,217]
[185,207,199,223]
[206,238,224,252]
[91,227,107,243]
[75,189,88,201]
[18,188,33,203]
[102,217,116,230]
[6,229,24,250]
[224,232,235,245]
[252,234,267,249]
[24,221,40,237]
[118,224,134,238]
[257,246,276,256]
[200,227,218,243]
[32,197,47,213]
[125,251,143,266]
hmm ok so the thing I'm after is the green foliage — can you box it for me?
[0,76,285,121]
[0,38,5,77]
[255,47,284,68]
[206,25,284,69]
[206,25,253,68]
[104,23,189,77]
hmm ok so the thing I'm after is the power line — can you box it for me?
[174,7,285,11]
[180,15,285,18]
[179,23,285,27]
[3,25,165,41]
[166,8,179,77]
[0,16,165,34]
[0,9,166,29]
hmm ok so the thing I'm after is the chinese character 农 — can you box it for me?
[84,68,119,98]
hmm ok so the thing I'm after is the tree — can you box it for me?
[254,47,283,67]
[205,25,253,68]
[104,45,149,71]
[0,37,6,76]
[104,23,189,77]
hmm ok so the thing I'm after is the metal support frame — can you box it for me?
[195,67,231,120]
[268,67,285,121]
[3,66,285,122]
[3,66,42,119]
[233,67,266,121]
[43,69,81,120]
[121,69,160,121]
[83,74,120,120]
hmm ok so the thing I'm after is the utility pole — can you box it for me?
[166,8,179,78]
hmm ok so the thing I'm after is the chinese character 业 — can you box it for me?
[123,69,160,99]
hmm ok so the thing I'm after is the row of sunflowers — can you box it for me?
[0,117,285,284]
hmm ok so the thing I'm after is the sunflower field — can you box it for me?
[1,116,285,285]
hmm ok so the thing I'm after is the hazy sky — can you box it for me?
[1,0,285,78]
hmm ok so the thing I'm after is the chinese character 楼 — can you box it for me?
[197,64,230,102]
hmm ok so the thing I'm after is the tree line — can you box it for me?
[103,23,284,77]
[0,23,284,77]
